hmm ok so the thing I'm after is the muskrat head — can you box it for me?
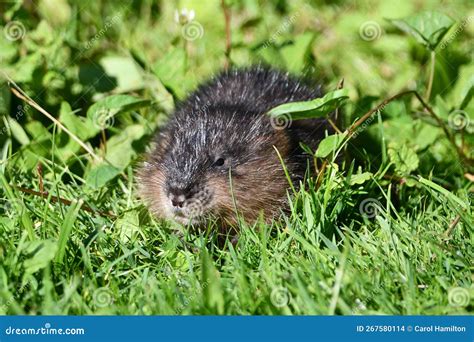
[138,103,292,226]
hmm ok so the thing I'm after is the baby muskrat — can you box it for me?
[138,66,332,227]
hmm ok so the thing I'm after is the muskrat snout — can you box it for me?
[164,183,214,224]
[168,187,191,208]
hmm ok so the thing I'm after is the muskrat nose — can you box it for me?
[168,188,188,208]
[171,197,185,208]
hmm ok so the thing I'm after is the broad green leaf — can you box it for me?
[405,178,417,187]
[87,95,150,129]
[349,172,373,185]
[146,75,175,114]
[22,240,58,274]
[25,121,51,140]
[460,86,473,110]
[412,124,440,151]
[267,89,349,120]
[100,56,145,93]
[380,100,408,119]
[153,48,187,99]
[13,147,41,172]
[85,164,121,189]
[0,36,18,63]
[434,95,450,119]
[315,132,348,158]
[10,52,42,83]
[430,54,455,99]
[58,101,98,160]
[257,45,286,68]
[281,32,315,73]
[116,211,140,243]
[0,82,10,115]
[6,117,30,145]
[387,11,455,50]
[38,0,71,26]
[388,142,419,176]
[28,20,55,45]
[59,101,99,141]
[448,64,474,110]
[105,124,146,169]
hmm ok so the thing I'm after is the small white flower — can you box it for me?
[174,8,196,25]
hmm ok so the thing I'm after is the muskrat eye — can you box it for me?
[213,157,225,167]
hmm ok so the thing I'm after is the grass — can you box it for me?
[0,0,473,315]
[0,152,472,315]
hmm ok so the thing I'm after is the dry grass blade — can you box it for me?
[3,72,102,162]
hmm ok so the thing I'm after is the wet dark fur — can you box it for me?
[138,66,332,227]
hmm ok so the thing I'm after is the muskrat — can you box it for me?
[138,66,332,227]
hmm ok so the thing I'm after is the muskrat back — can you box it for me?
[137,66,332,227]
